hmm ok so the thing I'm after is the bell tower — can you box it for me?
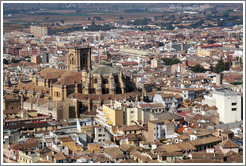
[67,46,92,72]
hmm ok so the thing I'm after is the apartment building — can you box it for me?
[96,103,124,133]
[148,119,175,142]
[202,88,242,124]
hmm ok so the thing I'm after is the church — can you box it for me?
[21,45,140,119]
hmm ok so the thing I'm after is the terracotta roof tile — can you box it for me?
[58,137,73,142]
[161,152,183,157]
[104,147,125,159]
[119,125,143,132]
[175,142,196,151]
[12,83,50,94]
[219,139,239,149]
[11,138,39,150]
[54,152,66,161]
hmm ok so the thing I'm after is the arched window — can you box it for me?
[102,88,109,94]
[70,57,75,64]
[114,77,118,83]
[70,54,75,64]
[103,78,108,84]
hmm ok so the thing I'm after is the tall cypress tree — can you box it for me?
[215,59,225,74]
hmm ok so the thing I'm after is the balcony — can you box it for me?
[96,114,107,122]
[95,118,112,130]
[96,109,105,116]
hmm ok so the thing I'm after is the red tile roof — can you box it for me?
[121,62,138,66]
[200,44,223,48]
[178,111,193,117]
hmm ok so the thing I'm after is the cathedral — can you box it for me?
[21,45,140,119]
[67,46,128,95]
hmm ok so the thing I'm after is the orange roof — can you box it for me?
[58,137,73,142]
[219,139,239,149]
[200,44,222,48]
[54,152,66,161]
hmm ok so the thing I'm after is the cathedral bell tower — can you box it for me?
[67,46,92,72]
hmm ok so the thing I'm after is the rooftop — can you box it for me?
[214,88,239,96]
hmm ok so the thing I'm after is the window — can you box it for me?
[103,79,108,84]
[98,134,103,137]
[232,103,237,106]
[162,156,167,161]
[131,111,134,114]
[102,88,109,94]
[232,108,237,111]
[55,91,59,97]
[90,88,96,94]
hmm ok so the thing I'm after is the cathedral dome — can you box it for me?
[90,59,118,75]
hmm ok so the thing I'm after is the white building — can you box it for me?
[94,126,112,144]
[148,119,175,142]
[151,58,159,68]
[202,88,242,124]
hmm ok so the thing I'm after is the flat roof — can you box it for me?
[213,89,239,96]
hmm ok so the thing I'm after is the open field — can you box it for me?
[3,3,243,33]
[3,6,165,33]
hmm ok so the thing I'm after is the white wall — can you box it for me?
[214,92,241,124]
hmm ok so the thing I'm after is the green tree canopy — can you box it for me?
[3,59,9,64]
[215,59,225,74]
[190,64,206,73]
[162,58,181,66]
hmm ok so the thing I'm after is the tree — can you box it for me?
[231,82,243,85]
[215,59,225,74]
[162,58,181,66]
[3,59,9,64]
[224,62,230,71]
[190,64,206,73]
[10,58,16,63]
